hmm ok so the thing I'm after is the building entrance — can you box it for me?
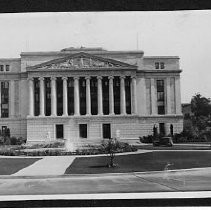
[56,124,64,139]
[103,124,111,139]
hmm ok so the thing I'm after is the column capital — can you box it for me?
[50,77,57,81]
[131,75,137,80]
[97,76,102,80]
[74,76,79,80]
[85,76,91,80]
[38,77,45,81]
[27,77,34,82]
[108,76,114,80]
[120,75,126,79]
[62,76,68,81]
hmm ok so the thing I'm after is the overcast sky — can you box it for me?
[0,11,210,103]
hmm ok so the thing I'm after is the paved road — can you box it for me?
[1,167,211,197]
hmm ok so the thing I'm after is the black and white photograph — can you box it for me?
[0,10,211,207]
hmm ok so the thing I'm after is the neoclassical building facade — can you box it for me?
[0,47,183,144]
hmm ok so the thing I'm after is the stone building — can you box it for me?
[0,47,183,144]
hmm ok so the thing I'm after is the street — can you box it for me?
[0,167,211,198]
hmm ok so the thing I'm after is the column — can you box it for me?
[120,76,126,115]
[51,77,57,116]
[151,78,157,115]
[131,76,137,114]
[74,77,80,115]
[109,76,114,115]
[85,76,91,115]
[28,78,34,116]
[62,77,68,116]
[175,76,182,114]
[39,77,45,116]
[10,80,15,117]
[97,76,103,115]
[166,77,171,114]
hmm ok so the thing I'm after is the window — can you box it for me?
[155,62,159,69]
[79,124,87,138]
[1,81,9,118]
[157,92,164,101]
[156,80,165,115]
[157,80,164,92]
[158,105,165,115]
[6,65,10,71]
[103,124,111,139]
[160,62,165,69]
[155,62,165,69]
[56,124,64,139]
[0,65,4,71]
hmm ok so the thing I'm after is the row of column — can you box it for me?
[28,76,137,117]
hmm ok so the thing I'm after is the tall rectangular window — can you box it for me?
[160,62,165,69]
[157,79,165,115]
[6,65,10,71]
[0,65,4,71]
[155,62,159,69]
[1,81,9,118]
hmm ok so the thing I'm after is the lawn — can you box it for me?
[0,158,41,175]
[65,151,211,174]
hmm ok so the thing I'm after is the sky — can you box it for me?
[0,11,210,103]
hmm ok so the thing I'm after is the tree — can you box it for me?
[102,138,119,167]
[191,93,211,118]
[190,93,211,132]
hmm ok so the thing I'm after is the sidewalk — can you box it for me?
[12,156,75,176]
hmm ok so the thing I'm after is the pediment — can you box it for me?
[28,52,137,71]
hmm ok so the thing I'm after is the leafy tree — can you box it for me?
[191,93,211,118]
[102,138,120,167]
[190,93,211,133]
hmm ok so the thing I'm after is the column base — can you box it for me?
[27,115,35,118]
[62,114,68,117]
[109,113,115,116]
[51,114,57,117]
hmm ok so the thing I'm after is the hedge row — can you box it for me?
[0,143,137,156]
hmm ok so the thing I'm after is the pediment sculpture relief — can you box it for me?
[37,56,123,70]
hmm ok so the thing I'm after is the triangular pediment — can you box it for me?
[28,52,137,71]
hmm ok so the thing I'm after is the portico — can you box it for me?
[28,75,137,117]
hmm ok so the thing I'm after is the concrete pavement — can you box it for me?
[12,156,75,176]
[1,167,211,196]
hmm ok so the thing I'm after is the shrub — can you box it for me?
[139,135,154,143]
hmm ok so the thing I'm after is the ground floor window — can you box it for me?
[56,124,64,139]
[103,123,111,139]
[79,124,87,138]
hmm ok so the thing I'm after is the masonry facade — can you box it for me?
[0,47,183,144]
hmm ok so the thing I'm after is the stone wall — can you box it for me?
[26,115,183,144]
